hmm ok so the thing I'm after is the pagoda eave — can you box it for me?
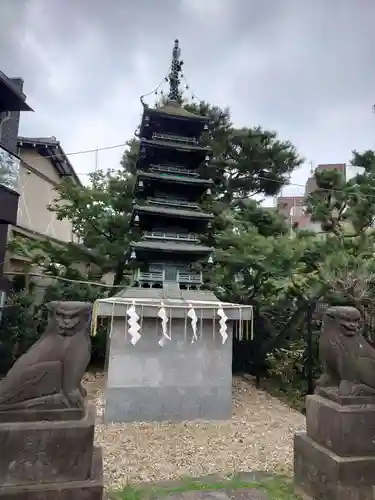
[141,138,212,155]
[142,103,209,122]
[129,241,213,262]
[132,204,214,222]
[131,241,213,254]
[136,171,213,187]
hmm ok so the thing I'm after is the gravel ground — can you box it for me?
[83,372,306,491]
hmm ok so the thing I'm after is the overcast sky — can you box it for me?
[2,0,375,200]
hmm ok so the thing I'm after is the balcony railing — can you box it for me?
[143,231,199,242]
[177,271,203,284]
[0,145,20,192]
[135,270,165,282]
[152,132,198,145]
[134,270,203,285]
[147,197,200,210]
[149,164,199,177]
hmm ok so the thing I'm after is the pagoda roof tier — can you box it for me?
[132,204,213,221]
[144,102,209,122]
[131,240,213,255]
[131,205,213,232]
[140,102,209,140]
[136,170,213,188]
[140,138,211,154]
[137,139,212,170]
[139,163,201,175]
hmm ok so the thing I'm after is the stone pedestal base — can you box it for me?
[295,433,375,500]
[105,316,234,423]
[0,447,103,500]
[294,393,375,499]
[0,406,103,499]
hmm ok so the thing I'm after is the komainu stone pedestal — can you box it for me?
[294,390,375,499]
[0,406,103,499]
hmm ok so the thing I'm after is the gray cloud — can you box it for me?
[1,0,374,196]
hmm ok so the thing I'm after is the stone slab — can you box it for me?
[161,489,269,500]
[104,385,232,423]
[0,407,84,423]
[294,432,375,500]
[0,446,103,500]
[315,386,375,406]
[0,406,95,485]
[306,394,375,456]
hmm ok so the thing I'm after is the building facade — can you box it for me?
[0,71,32,293]
[277,163,349,233]
[6,136,82,273]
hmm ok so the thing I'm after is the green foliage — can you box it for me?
[267,340,305,384]
[14,99,302,295]
[214,147,375,403]
[306,151,375,239]
[213,200,312,307]
[0,275,109,373]
[10,96,375,409]
[184,101,304,202]
[46,168,135,287]
[0,291,47,375]
[112,474,299,500]
[121,101,304,205]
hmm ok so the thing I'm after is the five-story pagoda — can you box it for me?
[96,40,252,424]
[128,39,214,292]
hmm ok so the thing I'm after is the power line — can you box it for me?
[69,168,375,203]
[3,271,125,288]
[16,109,375,200]
[21,140,375,201]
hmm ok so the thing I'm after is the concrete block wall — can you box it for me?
[104,317,233,422]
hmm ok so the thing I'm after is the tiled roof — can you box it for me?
[18,136,81,186]
[0,72,33,111]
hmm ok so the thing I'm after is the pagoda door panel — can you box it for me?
[164,264,178,281]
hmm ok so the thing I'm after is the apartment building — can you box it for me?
[277,163,348,233]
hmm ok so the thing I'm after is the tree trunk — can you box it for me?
[109,259,126,297]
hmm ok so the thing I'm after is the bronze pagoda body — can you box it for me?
[129,40,214,291]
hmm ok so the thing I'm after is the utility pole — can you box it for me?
[94,141,99,173]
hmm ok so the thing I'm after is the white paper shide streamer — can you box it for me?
[126,301,142,345]
[217,304,228,344]
[158,301,170,347]
[187,304,198,344]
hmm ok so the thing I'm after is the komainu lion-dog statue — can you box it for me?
[316,305,375,397]
[0,301,92,411]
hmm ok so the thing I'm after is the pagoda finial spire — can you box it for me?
[168,39,183,102]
